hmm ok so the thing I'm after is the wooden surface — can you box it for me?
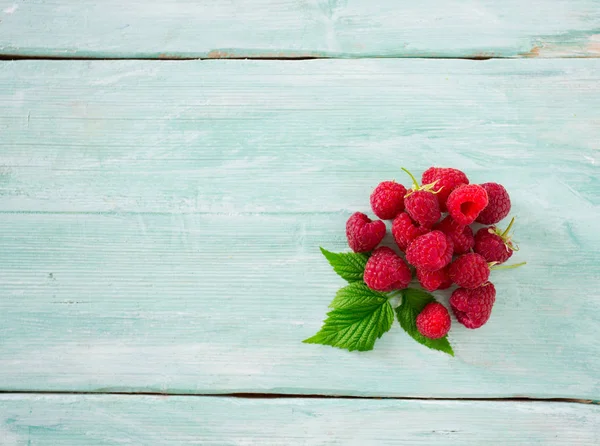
[0,0,599,59]
[0,59,599,402]
[1,3,600,444]
[0,395,599,445]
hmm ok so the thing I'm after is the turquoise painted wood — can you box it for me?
[0,395,599,445]
[0,59,598,399]
[0,1,599,58]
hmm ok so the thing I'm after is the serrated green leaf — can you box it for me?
[395,288,454,356]
[320,247,369,282]
[304,286,394,352]
[330,282,388,309]
[402,288,437,312]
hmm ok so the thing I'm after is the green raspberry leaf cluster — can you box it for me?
[305,248,455,355]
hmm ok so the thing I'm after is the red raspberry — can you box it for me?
[476,182,511,225]
[474,217,517,264]
[422,167,469,212]
[406,230,453,272]
[391,212,429,251]
[404,190,442,228]
[346,212,386,253]
[446,184,489,225]
[417,267,452,292]
[434,215,474,255]
[416,302,451,339]
[402,168,441,227]
[448,253,490,289]
[370,181,407,220]
[363,247,412,292]
[405,191,440,228]
[450,283,496,329]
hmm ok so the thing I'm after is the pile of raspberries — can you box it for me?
[346,167,522,340]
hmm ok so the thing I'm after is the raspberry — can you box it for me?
[446,184,489,225]
[434,215,474,255]
[391,212,429,251]
[448,253,490,289]
[406,230,453,272]
[450,283,496,329]
[416,302,451,339]
[474,217,517,264]
[363,247,412,292]
[370,181,407,220]
[476,182,511,225]
[417,267,452,292]
[405,191,441,228]
[346,212,386,253]
[422,167,469,212]
[402,168,441,227]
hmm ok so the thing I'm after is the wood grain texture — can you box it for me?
[0,59,599,399]
[1,1,599,59]
[0,395,599,445]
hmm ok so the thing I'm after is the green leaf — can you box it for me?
[330,282,388,309]
[401,288,436,312]
[395,288,454,356]
[320,247,369,283]
[304,285,394,352]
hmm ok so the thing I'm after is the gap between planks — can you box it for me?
[1,53,598,61]
[0,54,496,61]
[0,391,595,405]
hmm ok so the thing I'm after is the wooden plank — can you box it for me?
[0,59,599,399]
[0,1,599,59]
[1,59,598,214]
[0,395,599,445]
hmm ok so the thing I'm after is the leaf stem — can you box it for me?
[401,167,420,189]
[501,217,516,238]
[491,261,526,271]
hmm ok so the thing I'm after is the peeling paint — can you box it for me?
[206,49,324,59]
[206,50,236,59]
[586,34,600,55]
[157,53,194,60]
[521,34,600,58]
[521,46,541,58]
[467,52,497,60]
